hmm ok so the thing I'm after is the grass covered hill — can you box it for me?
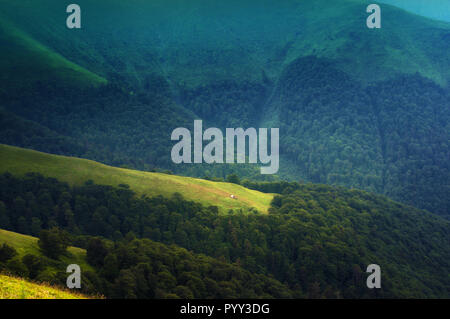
[0,144,273,213]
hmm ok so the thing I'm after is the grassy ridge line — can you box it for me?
[0,15,106,93]
[0,144,273,213]
[0,274,90,299]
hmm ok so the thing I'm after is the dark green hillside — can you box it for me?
[1,80,196,172]
[367,75,450,216]
[266,57,450,217]
[0,228,293,299]
[87,237,295,299]
[0,109,88,157]
[0,171,448,298]
[268,56,382,191]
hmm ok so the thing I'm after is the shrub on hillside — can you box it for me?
[0,243,17,263]
[38,228,69,259]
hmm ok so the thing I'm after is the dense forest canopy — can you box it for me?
[0,173,448,298]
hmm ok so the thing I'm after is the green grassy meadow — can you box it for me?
[0,144,273,213]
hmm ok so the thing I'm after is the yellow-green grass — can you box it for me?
[0,229,94,274]
[0,274,91,299]
[0,144,273,213]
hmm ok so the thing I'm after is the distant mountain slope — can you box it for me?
[0,144,273,213]
[0,108,88,157]
[1,0,450,89]
[264,57,450,217]
[0,16,106,96]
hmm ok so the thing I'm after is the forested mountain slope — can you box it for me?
[0,0,449,216]
[0,168,448,298]
[0,228,293,299]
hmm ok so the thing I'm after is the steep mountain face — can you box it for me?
[265,57,450,217]
[0,0,449,216]
[2,0,450,88]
